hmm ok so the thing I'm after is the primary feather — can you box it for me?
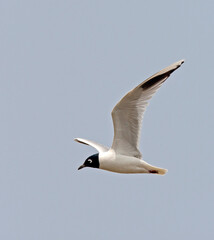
[111,60,184,159]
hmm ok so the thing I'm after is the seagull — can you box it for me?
[75,60,184,174]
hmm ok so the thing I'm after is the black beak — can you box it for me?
[78,164,85,170]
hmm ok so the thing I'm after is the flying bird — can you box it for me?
[75,60,184,174]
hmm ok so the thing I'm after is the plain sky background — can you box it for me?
[1,0,214,239]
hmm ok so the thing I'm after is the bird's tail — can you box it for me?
[147,165,168,175]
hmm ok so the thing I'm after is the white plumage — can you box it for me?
[75,60,184,174]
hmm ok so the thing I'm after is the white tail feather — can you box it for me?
[147,165,168,175]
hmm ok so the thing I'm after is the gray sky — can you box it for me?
[1,0,214,239]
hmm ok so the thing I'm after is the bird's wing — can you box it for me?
[111,59,184,159]
[74,138,109,153]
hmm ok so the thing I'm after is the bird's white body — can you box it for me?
[99,149,167,174]
[75,60,184,175]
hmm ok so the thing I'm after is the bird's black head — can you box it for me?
[78,153,99,170]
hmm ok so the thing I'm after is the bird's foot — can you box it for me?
[149,170,158,174]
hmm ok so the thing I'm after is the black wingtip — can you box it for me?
[141,70,173,90]
[141,60,184,90]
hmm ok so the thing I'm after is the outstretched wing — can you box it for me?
[74,138,109,153]
[111,60,184,159]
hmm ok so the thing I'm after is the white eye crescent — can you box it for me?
[88,159,92,163]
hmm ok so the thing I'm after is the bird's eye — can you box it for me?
[88,159,92,163]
